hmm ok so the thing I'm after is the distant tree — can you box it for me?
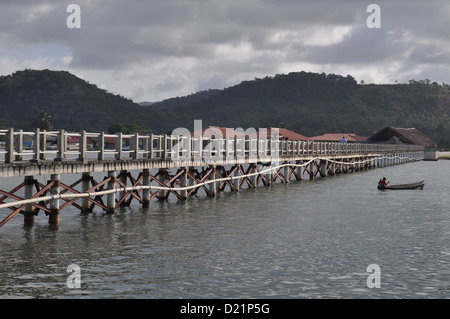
[107,121,151,135]
[31,110,53,131]
[279,121,287,128]
[0,119,10,129]
[107,123,124,134]
[438,138,449,149]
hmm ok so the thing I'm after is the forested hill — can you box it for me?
[0,69,156,132]
[1,69,449,146]
[166,72,450,146]
[146,89,221,110]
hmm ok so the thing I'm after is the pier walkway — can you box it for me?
[0,128,424,228]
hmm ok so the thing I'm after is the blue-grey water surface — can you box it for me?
[0,160,449,298]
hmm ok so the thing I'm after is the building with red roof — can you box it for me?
[190,126,248,139]
[256,128,310,141]
[309,133,368,143]
[190,126,310,141]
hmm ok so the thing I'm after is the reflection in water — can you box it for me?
[0,161,449,298]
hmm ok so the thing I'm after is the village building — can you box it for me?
[257,128,311,141]
[66,134,116,150]
[367,127,437,148]
[309,133,368,143]
[190,126,310,141]
[190,126,248,139]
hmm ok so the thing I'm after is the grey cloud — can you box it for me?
[1,0,449,101]
[408,44,450,65]
[299,28,407,65]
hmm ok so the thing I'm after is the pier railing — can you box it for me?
[0,128,425,164]
[0,128,427,228]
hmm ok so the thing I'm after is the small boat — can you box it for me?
[377,180,425,190]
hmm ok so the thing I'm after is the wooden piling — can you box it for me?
[106,171,116,213]
[81,172,91,213]
[296,162,304,180]
[283,162,290,183]
[266,164,273,185]
[157,168,168,200]
[309,161,316,180]
[119,170,128,207]
[209,165,217,195]
[49,174,60,224]
[142,169,150,208]
[233,165,241,191]
[23,176,35,226]
[246,164,256,187]
[319,160,328,177]
[180,168,188,200]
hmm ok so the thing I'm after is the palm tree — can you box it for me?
[31,110,53,131]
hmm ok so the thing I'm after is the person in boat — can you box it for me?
[378,177,389,188]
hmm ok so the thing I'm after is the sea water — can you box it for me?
[0,160,449,298]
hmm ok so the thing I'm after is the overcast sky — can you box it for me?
[1,0,449,102]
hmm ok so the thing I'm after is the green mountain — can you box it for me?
[171,73,364,133]
[1,69,449,147]
[162,72,450,146]
[147,89,221,110]
[0,69,158,132]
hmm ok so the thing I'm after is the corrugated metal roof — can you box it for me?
[190,127,310,140]
[368,127,436,147]
[69,135,115,144]
[309,133,368,142]
[271,128,311,141]
[190,127,248,138]
[67,135,79,143]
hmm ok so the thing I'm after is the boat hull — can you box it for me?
[377,180,425,190]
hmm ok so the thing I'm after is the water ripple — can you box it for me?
[1,161,449,298]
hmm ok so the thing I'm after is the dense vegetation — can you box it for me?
[0,69,151,132]
[164,72,450,146]
[143,89,221,110]
[1,69,449,147]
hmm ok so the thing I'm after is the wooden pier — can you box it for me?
[0,128,425,228]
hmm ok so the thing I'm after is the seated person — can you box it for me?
[378,177,389,188]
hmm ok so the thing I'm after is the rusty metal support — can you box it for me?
[0,150,423,228]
